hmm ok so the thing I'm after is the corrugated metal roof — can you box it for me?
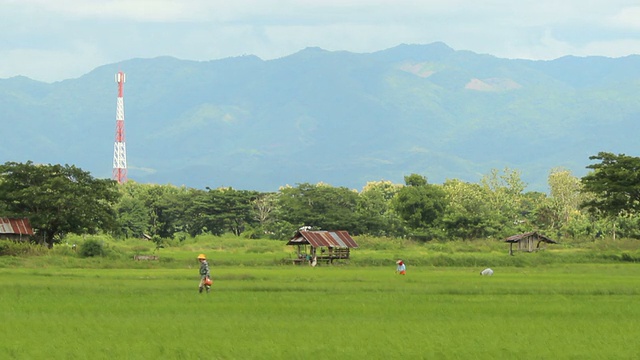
[287,230,359,248]
[505,231,556,244]
[0,218,35,235]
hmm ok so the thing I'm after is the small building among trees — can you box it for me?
[0,217,35,242]
[505,231,557,255]
[287,229,359,265]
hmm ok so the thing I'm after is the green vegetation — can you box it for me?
[3,154,640,246]
[2,257,639,358]
[1,156,639,358]
[0,161,119,246]
[2,234,639,269]
[78,239,105,257]
[1,236,639,359]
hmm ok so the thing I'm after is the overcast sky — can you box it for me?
[2,0,640,83]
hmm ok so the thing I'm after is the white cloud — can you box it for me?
[579,39,640,58]
[2,0,198,21]
[608,6,640,30]
[1,0,639,82]
[0,44,106,82]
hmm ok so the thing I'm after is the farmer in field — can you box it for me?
[197,253,212,293]
[396,260,406,275]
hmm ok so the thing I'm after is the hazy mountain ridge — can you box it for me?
[1,42,639,192]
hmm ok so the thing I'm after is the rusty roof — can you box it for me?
[505,231,556,244]
[287,230,359,248]
[0,217,35,236]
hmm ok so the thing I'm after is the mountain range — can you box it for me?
[2,42,640,192]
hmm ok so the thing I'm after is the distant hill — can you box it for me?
[1,42,640,192]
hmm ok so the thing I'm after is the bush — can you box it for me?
[79,239,105,257]
[0,240,47,256]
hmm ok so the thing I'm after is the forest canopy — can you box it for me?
[2,153,640,245]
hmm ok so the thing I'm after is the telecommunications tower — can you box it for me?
[112,71,127,184]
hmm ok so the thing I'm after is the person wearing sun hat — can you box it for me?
[396,259,406,275]
[197,253,212,293]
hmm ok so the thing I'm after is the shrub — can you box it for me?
[620,252,639,263]
[79,239,105,257]
[0,240,47,256]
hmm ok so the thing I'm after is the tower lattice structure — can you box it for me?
[113,71,127,184]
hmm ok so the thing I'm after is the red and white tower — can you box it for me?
[113,71,127,184]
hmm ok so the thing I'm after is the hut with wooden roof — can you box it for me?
[505,231,557,255]
[287,229,358,265]
[0,217,35,242]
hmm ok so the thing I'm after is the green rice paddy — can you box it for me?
[2,264,639,359]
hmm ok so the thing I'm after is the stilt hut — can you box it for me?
[0,217,34,241]
[287,230,358,265]
[505,231,557,255]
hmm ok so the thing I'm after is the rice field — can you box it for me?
[1,264,639,359]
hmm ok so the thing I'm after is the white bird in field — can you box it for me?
[480,268,494,276]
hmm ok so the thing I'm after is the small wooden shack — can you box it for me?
[287,230,358,265]
[0,217,35,241]
[505,231,557,255]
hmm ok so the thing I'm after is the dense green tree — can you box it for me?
[581,152,640,239]
[528,168,586,236]
[0,161,120,246]
[216,188,259,236]
[114,195,150,238]
[441,179,499,239]
[356,180,403,236]
[581,152,640,217]
[548,168,583,224]
[529,194,558,231]
[404,173,428,187]
[277,183,359,233]
[187,187,258,236]
[561,212,604,239]
[520,191,548,227]
[480,168,527,235]
[392,174,448,240]
[183,188,218,237]
[113,181,154,238]
[122,183,192,238]
[163,187,203,236]
[611,213,640,239]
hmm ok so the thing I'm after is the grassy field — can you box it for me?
[2,263,639,359]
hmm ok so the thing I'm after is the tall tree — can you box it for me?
[546,167,583,229]
[115,195,149,238]
[581,152,640,239]
[252,192,278,233]
[277,183,359,233]
[442,179,498,239]
[581,152,640,217]
[187,187,258,236]
[253,193,276,225]
[356,180,403,236]
[392,174,448,240]
[480,167,527,233]
[216,188,259,236]
[0,161,120,246]
[120,183,192,238]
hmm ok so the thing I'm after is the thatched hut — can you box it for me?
[505,231,557,255]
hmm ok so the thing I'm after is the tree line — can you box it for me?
[1,152,639,246]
